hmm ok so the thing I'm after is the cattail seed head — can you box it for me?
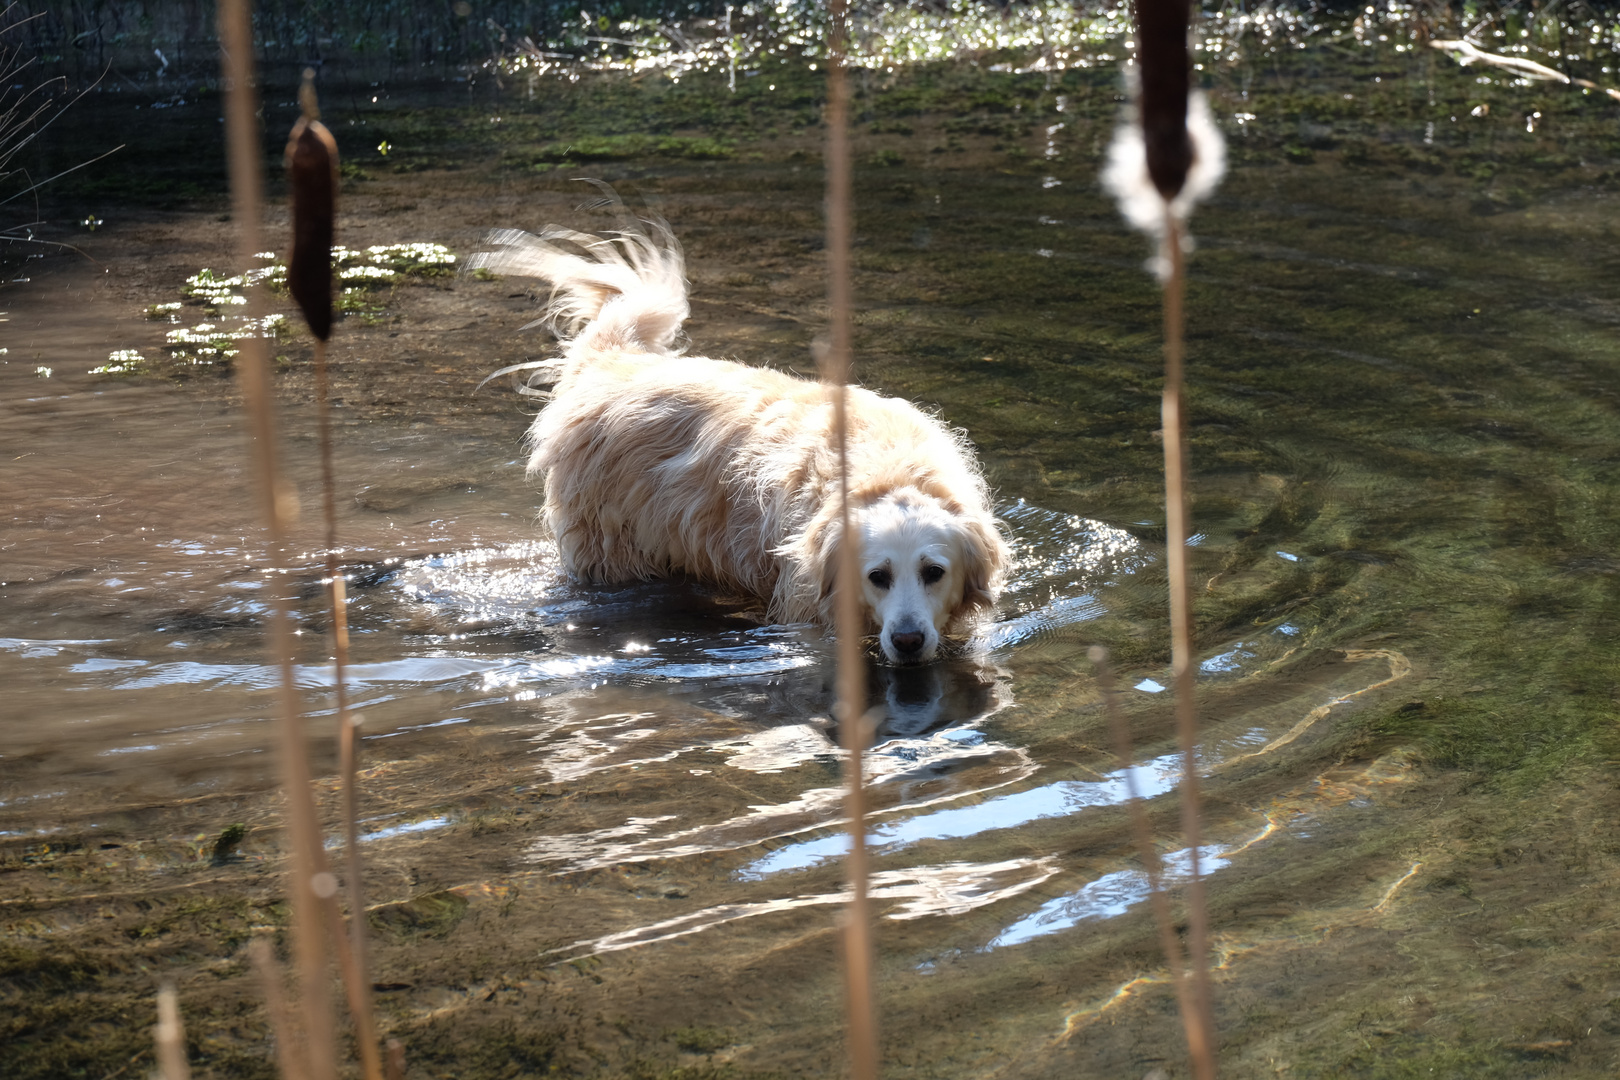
[286,71,339,342]
[1133,0,1194,200]
[1104,2,1226,280]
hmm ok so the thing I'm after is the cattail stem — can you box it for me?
[1160,209,1216,1080]
[824,1,878,1077]
[385,1039,407,1080]
[289,70,382,1080]
[218,3,337,1077]
[154,984,192,1080]
[249,939,303,1080]
[313,335,385,1080]
[1090,646,1200,1050]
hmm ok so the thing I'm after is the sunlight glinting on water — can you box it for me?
[477,0,1618,85]
[986,841,1238,950]
[977,749,1422,951]
[546,750,1424,964]
[551,857,1062,962]
[739,750,1181,879]
[531,704,1424,962]
[525,722,1037,873]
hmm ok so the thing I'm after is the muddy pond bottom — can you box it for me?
[1,357,1425,1079]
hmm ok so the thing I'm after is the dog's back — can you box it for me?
[475,212,1007,633]
[474,217,812,596]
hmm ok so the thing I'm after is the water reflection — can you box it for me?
[520,657,1029,874]
[552,857,1061,963]
[987,843,1238,950]
[740,752,1180,880]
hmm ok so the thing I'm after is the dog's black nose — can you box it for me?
[890,631,926,655]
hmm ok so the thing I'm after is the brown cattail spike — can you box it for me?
[286,70,339,342]
[1133,0,1193,200]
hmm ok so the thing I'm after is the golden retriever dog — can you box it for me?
[471,213,1008,664]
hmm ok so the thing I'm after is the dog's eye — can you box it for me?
[867,569,892,590]
[921,564,945,585]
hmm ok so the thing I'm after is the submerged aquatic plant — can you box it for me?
[89,348,145,375]
[107,243,455,376]
[340,241,456,276]
[184,265,282,304]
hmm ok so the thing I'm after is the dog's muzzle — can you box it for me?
[883,618,934,664]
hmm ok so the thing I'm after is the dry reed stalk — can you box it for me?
[1158,209,1216,1080]
[217,3,337,1076]
[823,0,878,1076]
[249,939,304,1080]
[385,1038,408,1080]
[1088,645,1199,1047]
[286,71,385,1080]
[1107,1,1218,1073]
[314,342,387,1080]
[154,983,192,1080]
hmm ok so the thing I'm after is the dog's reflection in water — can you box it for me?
[874,659,1000,738]
[809,655,1003,746]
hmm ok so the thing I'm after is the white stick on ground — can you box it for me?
[1431,38,1620,101]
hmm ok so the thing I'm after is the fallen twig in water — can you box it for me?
[1431,39,1620,102]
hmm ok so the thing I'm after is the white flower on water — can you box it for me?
[1101,90,1227,280]
[341,264,398,281]
[91,349,145,375]
[367,242,455,265]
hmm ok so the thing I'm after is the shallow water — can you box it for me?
[7,9,1620,1078]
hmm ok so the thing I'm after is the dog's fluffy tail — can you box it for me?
[468,217,689,355]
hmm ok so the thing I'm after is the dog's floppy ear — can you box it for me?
[811,511,851,626]
[772,504,845,626]
[954,515,1009,616]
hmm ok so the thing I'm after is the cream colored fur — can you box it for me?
[471,216,1009,663]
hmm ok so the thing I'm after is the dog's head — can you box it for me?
[838,488,1006,665]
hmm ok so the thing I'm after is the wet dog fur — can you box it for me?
[471,214,1008,664]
